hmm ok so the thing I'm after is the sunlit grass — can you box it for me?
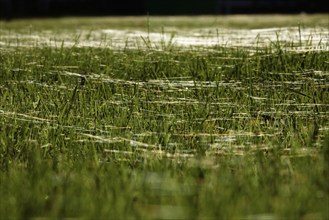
[0,15,328,219]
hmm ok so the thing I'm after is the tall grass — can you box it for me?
[0,15,328,219]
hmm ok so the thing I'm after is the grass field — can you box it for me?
[0,15,328,219]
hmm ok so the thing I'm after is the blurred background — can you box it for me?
[1,0,328,20]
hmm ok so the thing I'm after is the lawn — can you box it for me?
[0,15,328,219]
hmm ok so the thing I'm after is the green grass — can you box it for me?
[0,15,329,219]
[1,14,328,30]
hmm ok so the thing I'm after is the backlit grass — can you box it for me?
[0,15,328,219]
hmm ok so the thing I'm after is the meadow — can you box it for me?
[0,15,328,219]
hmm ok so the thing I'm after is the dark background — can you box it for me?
[1,0,329,20]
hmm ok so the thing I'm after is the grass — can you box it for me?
[0,15,329,219]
